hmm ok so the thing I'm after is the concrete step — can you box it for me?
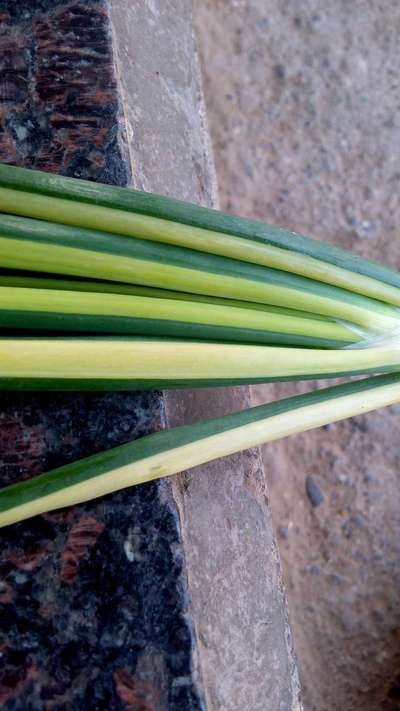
[0,1,301,709]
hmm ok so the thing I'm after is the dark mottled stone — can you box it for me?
[305,475,325,508]
[0,1,128,184]
[0,2,203,709]
[0,480,201,710]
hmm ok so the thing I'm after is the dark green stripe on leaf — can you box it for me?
[1,371,400,514]
[0,213,395,314]
[1,163,400,290]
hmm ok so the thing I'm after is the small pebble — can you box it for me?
[308,564,321,575]
[305,475,325,507]
[277,525,289,540]
[337,473,349,484]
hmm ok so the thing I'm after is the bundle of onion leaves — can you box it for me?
[0,163,399,526]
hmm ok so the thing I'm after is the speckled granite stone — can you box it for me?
[0,3,203,709]
[0,0,128,184]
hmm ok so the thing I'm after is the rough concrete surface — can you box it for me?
[110,2,301,710]
[194,1,400,710]
[167,388,301,711]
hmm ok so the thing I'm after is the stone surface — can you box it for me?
[194,1,400,709]
[0,3,202,709]
[109,0,217,206]
[110,2,300,709]
[0,2,300,709]
[167,389,301,711]
[0,0,128,183]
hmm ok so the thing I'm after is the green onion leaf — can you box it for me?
[0,214,397,333]
[0,285,357,347]
[1,371,400,527]
[1,163,400,305]
[0,337,399,390]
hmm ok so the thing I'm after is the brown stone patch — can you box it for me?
[8,544,50,571]
[0,416,46,487]
[114,668,159,711]
[0,656,39,707]
[0,581,15,604]
[60,515,105,584]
